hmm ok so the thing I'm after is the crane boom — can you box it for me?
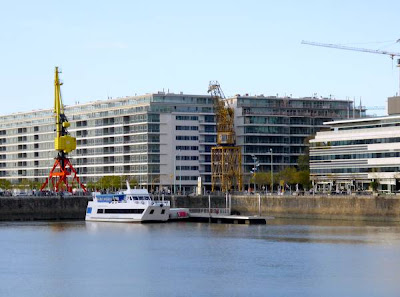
[301,40,400,58]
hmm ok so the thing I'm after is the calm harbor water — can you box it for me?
[0,219,400,297]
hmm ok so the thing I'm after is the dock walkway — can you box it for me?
[187,208,270,224]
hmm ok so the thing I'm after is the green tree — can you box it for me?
[251,172,268,188]
[86,181,96,191]
[370,180,379,192]
[96,176,112,191]
[17,179,32,190]
[295,170,311,189]
[110,176,122,191]
[277,167,297,186]
[297,154,309,171]
[0,179,11,190]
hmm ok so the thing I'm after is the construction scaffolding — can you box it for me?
[208,81,242,192]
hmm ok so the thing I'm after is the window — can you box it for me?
[161,209,165,214]
[176,126,198,131]
[176,166,199,171]
[150,209,154,215]
[176,176,198,181]
[176,115,198,121]
[104,209,145,214]
[176,146,198,151]
[176,136,199,141]
[176,156,198,161]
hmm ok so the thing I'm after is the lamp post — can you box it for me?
[251,154,259,193]
[173,154,176,195]
[178,149,181,194]
[270,148,273,194]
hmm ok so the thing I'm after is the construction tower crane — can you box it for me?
[301,40,400,59]
[40,67,86,193]
[302,40,400,94]
[208,81,242,192]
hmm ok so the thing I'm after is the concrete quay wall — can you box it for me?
[0,197,90,221]
[172,195,400,222]
[231,195,400,221]
[1,195,400,222]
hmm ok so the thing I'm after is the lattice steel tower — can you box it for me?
[208,81,242,192]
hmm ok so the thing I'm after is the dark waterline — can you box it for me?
[0,219,399,297]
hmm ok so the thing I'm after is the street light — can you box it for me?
[251,154,259,193]
[179,149,182,194]
[270,148,273,194]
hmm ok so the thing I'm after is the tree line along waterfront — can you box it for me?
[0,176,139,196]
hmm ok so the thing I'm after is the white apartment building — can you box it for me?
[0,92,216,193]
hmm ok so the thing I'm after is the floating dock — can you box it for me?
[170,208,270,224]
[188,214,268,224]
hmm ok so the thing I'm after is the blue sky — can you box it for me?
[1,0,399,115]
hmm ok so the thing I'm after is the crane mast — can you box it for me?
[40,67,86,193]
[208,81,242,192]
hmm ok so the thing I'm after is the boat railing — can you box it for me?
[152,200,170,206]
[189,208,230,215]
[128,200,170,206]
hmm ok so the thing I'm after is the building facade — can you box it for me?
[0,92,361,192]
[229,95,363,177]
[310,115,400,193]
[0,93,216,193]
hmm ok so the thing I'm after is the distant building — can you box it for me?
[310,115,400,193]
[388,96,400,115]
[229,95,364,176]
[0,92,362,192]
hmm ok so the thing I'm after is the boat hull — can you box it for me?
[85,201,170,223]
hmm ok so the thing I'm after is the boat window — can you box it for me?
[161,209,165,214]
[104,209,145,214]
[97,209,104,214]
[138,196,144,200]
[133,196,138,200]
[144,196,149,200]
[149,209,154,215]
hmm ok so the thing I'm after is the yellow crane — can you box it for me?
[208,81,242,192]
[40,67,86,193]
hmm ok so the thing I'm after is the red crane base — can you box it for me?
[40,157,87,193]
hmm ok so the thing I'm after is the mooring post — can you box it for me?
[258,193,261,216]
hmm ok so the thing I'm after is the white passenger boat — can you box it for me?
[85,183,170,223]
